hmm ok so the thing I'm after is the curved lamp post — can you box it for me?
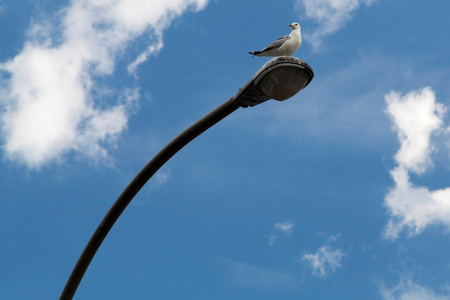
[60,56,314,299]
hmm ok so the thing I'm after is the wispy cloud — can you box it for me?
[381,277,450,300]
[302,244,345,277]
[127,34,164,77]
[274,220,294,235]
[383,87,450,240]
[251,52,400,145]
[0,0,209,169]
[295,0,377,50]
[266,220,294,246]
[216,257,294,290]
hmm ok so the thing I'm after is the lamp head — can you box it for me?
[234,56,314,107]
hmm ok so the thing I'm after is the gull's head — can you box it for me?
[289,22,300,30]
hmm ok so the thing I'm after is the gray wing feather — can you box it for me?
[262,35,290,51]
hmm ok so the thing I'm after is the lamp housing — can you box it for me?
[235,56,314,107]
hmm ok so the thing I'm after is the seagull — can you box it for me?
[249,22,302,57]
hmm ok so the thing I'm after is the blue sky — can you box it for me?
[1,0,450,299]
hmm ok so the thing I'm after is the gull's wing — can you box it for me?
[261,35,290,51]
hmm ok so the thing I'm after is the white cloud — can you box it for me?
[266,220,294,246]
[0,0,209,169]
[274,220,294,235]
[383,166,450,239]
[383,87,450,239]
[302,245,344,277]
[385,88,446,174]
[381,278,450,300]
[295,0,377,49]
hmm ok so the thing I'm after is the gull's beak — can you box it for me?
[289,24,294,28]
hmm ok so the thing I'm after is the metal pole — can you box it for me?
[60,97,241,299]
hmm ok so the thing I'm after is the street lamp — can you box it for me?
[60,56,314,299]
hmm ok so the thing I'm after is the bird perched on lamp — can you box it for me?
[249,22,302,57]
